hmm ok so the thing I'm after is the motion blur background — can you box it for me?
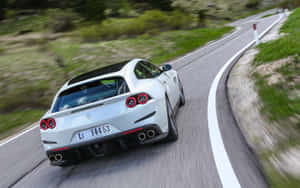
[0,0,300,187]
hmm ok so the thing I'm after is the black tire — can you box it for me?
[178,77,185,106]
[165,97,178,142]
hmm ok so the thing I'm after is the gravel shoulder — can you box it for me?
[227,14,300,188]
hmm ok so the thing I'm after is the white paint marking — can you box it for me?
[207,14,283,188]
[0,125,38,147]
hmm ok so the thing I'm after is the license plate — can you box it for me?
[71,124,119,144]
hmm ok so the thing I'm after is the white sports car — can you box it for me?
[40,58,185,166]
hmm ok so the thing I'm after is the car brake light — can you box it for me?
[137,93,149,104]
[47,118,56,129]
[126,93,151,108]
[40,120,48,130]
[40,118,56,130]
[126,97,137,108]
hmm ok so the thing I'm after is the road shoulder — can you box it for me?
[227,14,300,187]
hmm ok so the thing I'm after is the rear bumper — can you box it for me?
[41,97,169,152]
[47,124,167,166]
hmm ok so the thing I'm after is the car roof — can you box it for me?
[68,60,130,85]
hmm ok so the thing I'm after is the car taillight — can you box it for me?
[40,120,48,130]
[40,118,56,130]
[126,97,137,108]
[126,93,150,108]
[47,118,56,129]
[137,93,149,104]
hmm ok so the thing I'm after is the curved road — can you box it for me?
[0,11,282,188]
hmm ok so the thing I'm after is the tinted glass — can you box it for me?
[134,61,161,79]
[142,62,162,77]
[134,62,153,79]
[52,77,129,112]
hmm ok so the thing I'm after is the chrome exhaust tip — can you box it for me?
[146,130,156,138]
[54,154,63,161]
[137,132,146,142]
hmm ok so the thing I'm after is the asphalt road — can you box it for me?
[0,10,282,188]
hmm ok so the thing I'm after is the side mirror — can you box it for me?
[162,64,172,72]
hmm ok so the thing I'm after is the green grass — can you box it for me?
[0,110,44,138]
[78,10,195,41]
[0,9,81,36]
[280,8,300,33]
[150,27,234,64]
[253,8,300,121]
[255,8,300,64]
[254,35,300,64]
[263,161,300,188]
[0,13,50,35]
[252,7,300,188]
[253,73,300,121]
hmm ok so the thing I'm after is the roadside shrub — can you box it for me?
[0,47,5,54]
[47,10,76,33]
[74,0,106,21]
[167,11,194,30]
[245,0,260,9]
[280,0,300,9]
[79,10,194,41]
[4,10,18,19]
[0,0,6,20]
[79,25,102,42]
[139,10,170,30]
[24,38,48,46]
[0,84,51,113]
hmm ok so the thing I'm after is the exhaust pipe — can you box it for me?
[54,154,63,162]
[49,155,55,162]
[146,130,156,138]
[137,132,146,142]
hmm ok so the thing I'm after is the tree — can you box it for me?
[8,0,50,9]
[73,0,106,20]
[148,0,173,11]
[129,0,173,11]
[245,0,260,9]
[0,0,7,20]
[172,0,211,26]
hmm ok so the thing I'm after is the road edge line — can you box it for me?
[207,14,283,188]
[0,124,38,147]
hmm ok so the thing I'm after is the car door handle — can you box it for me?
[163,81,167,84]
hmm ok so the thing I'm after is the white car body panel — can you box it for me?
[40,58,181,153]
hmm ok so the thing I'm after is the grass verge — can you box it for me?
[0,26,233,139]
[0,110,44,140]
[252,7,300,188]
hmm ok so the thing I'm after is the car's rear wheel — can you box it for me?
[165,97,178,142]
[178,77,185,106]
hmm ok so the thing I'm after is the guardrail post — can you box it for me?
[253,24,260,45]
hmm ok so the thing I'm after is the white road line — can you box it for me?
[207,14,283,188]
[0,125,38,147]
[169,27,241,66]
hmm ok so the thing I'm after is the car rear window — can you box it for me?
[52,77,129,113]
